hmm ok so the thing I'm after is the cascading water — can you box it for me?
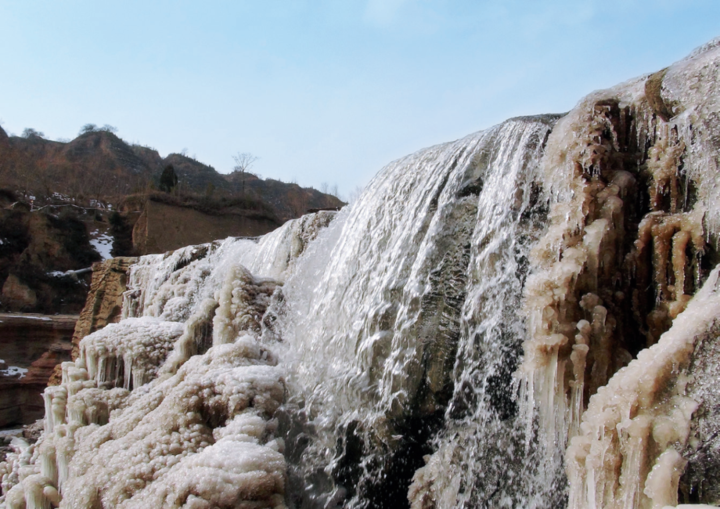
[1,38,720,509]
[271,115,562,508]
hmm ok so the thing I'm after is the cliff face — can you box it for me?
[71,258,137,358]
[0,206,100,315]
[0,313,76,427]
[131,199,280,255]
[46,257,137,387]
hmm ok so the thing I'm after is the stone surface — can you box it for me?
[680,323,720,505]
[54,257,138,384]
[0,207,99,314]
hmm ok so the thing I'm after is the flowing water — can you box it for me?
[2,39,720,509]
[268,115,563,508]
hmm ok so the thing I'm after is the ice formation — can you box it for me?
[516,37,720,508]
[0,215,331,509]
[566,267,720,509]
[2,40,720,509]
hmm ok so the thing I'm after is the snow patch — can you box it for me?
[90,231,114,261]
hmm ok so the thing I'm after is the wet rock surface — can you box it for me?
[681,321,720,505]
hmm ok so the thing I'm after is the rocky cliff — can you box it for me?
[45,257,138,387]
[0,203,100,315]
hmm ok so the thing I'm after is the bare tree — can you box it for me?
[348,185,365,203]
[22,128,44,138]
[232,153,259,174]
[79,124,97,135]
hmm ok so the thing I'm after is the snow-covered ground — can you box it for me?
[89,230,114,260]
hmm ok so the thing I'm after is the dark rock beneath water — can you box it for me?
[681,322,720,505]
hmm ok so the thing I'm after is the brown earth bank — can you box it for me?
[129,197,280,255]
[0,313,76,428]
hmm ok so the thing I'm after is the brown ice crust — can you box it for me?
[518,38,720,508]
[565,267,720,509]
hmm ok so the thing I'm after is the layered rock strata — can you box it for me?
[0,314,76,427]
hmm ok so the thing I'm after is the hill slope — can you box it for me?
[0,127,343,221]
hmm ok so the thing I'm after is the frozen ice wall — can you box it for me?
[518,37,720,508]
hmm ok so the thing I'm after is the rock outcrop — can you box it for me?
[0,313,76,427]
[131,199,279,255]
[47,257,137,386]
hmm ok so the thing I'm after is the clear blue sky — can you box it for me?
[1,1,718,198]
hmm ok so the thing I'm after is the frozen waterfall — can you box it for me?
[2,38,720,509]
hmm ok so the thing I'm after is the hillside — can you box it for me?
[0,126,344,221]
[0,125,344,314]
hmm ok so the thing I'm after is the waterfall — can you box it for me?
[1,38,719,509]
[270,115,561,508]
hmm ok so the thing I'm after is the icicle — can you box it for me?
[85,346,97,381]
[67,397,85,426]
[38,439,57,487]
[569,341,589,438]
[42,390,54,434]
[95,346,108,385]
[42,486,60,507]
[618,415,653,509]
[55,427,75,491]
[50,387,67,430]
[132,365,145,391]
[123,352,133,390]
[21,474,52,509]
[644,449,686,509]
